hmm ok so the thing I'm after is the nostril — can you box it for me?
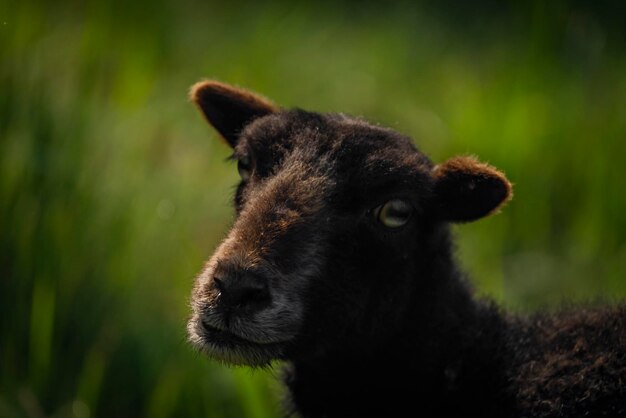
[213,276,225,292]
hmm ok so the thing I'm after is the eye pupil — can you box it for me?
[376,199,412,228]
[237,156,251,181]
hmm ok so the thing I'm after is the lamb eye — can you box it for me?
[374,199,413,228]
[237,155,252,181]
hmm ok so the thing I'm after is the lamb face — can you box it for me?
[187,81,511,366]
[188,110,433,365]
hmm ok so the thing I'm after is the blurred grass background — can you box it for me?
[2,0,626,416]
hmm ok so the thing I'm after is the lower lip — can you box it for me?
[200,322,273,348]
[202,323,244,343]
[200,321,293,348]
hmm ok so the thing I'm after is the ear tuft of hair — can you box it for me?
[189,80,277,147]
[432,156,512,223]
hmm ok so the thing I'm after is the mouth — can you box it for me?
[187,315,290,366]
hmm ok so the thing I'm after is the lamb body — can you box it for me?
[187,81,626,417]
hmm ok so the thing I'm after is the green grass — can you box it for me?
[2,1,626,416]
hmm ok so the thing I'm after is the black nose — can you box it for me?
[212,270,271,312]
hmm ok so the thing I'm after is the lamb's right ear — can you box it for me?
[190,80,277,147]
[432,156,512,223]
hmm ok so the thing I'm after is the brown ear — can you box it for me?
[432,156,512,223]
[189,80,277,147]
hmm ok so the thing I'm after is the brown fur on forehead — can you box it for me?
[240,110,336,156]
[331,114,434,174]
[240,109,434,175]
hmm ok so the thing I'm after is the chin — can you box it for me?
[187,314,290,367]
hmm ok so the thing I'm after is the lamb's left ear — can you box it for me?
[432,156,512,223]
[190,80,277,147]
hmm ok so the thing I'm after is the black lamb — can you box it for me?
[186,80,626,418]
